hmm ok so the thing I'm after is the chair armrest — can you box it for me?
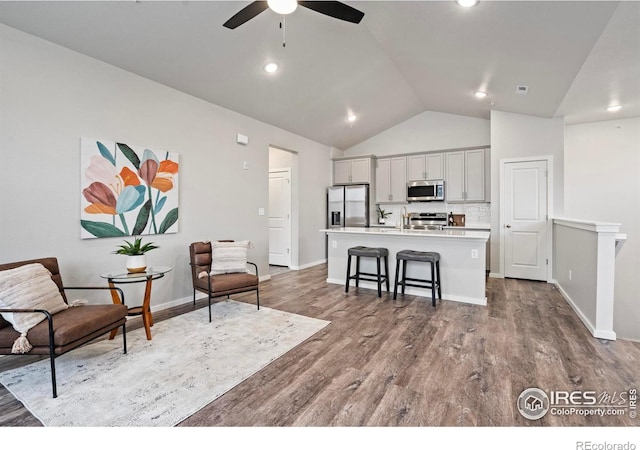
[0,308,55,342]
[247,262,258,278]
[63,286,125,303]
[0,308,53,318]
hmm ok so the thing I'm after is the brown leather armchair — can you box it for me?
[0,257,128,398]
[189,241,259,322]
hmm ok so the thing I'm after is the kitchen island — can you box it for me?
[322,227,490,305]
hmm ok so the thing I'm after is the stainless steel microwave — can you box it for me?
[407,180,445,202]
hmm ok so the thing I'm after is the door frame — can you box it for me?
[499,155,554,282]
[268,145,300,270]
[268,168,292,267]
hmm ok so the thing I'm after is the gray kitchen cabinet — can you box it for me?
[333,157,373,185]
[407,152,444,181]
[376,156,407,203]
[445,149,486,202]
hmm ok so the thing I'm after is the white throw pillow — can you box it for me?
[0,263,69,353]
[209,240,250,275]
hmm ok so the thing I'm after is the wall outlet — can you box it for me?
[569,270,572,281]
[471,249,478,259]
[258,208,265,216]
[243,161,249,170]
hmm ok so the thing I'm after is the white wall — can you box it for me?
[553,224,599,327]
[269,147,293,169]
[489,110,565,275]
[0,24,332,309]
[564,118,640,341]
[344,111,490,157]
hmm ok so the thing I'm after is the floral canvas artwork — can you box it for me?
[80,137,179,239]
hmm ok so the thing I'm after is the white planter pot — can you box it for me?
[126,255,147,273]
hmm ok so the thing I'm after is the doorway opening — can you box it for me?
[268,146,299,276]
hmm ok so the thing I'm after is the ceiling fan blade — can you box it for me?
[223,1,269,29]
[299,1,365,24]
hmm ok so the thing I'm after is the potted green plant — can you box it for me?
[113,237,159,273]
[376,206,392,224]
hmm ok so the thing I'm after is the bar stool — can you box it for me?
[345,246,390,298]
[393,250,441,306]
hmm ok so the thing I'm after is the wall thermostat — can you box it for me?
[236,133,249,145]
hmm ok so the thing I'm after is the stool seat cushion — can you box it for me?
[348,246,389,258]
[396,250,440,262]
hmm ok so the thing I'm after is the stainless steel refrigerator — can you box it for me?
[327,184,370,228]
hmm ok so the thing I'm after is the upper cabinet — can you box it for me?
[376,157,407,203]
[333,156,373,185]
[407,153,444,181]
[445,148,486,202]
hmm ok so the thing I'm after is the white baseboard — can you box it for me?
[553,281,616,341]
[259,274,271,282]
[149,294,194,313]
[290,259,326,271]
[326,278,487,306]
[489,272,504,278]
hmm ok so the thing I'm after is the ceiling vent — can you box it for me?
[516,85,529,95]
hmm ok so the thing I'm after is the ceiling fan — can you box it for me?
[223,1,365,29]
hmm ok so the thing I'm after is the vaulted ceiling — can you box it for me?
[1,1,638,149]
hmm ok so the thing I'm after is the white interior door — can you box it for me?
[504,160,548,280]
[269,169,291,267]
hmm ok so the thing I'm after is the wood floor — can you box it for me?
[1,263,639,427]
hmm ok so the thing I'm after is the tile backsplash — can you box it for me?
[375,202,491,226]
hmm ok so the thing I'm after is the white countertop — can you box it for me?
[322,227,490,240]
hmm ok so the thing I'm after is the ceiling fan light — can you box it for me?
[456,0,479,7]
[606,104,622,112]
[267,0,298,15]
[347,114,357,123]
[474,90,488,98]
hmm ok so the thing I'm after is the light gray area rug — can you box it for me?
[0,300,330,427]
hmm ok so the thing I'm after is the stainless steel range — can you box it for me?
[408,212,448,230]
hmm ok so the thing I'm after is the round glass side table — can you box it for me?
[100,266,172,340]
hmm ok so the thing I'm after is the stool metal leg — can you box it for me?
[401,259,407,295]
[436,260,442,300]
[393,259,400,300]
[430,261,436,307]
[384,256,390,292]
[376,256,382,298]
[355,256,361,288]
[345,254,352,293]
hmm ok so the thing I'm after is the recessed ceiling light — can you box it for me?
[347,114,357,123]
[474,91,487,98]
[456,0,479,7]
[606,105,622,112]
[264,62,279,73]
